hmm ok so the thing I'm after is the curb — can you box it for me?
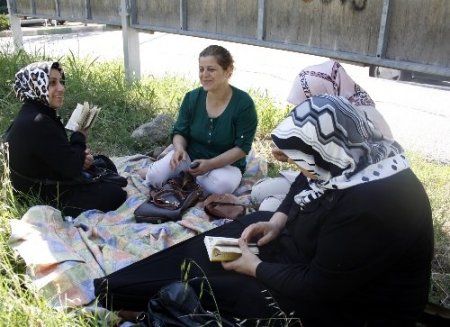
[0,24,116,38]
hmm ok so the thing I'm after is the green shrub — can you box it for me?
[249,89,291,140]
[0,13,9,31]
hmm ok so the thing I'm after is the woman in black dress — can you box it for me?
[5,61,127,217]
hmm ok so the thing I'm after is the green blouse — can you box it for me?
[172,86,257,173]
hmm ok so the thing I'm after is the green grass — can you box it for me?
[407,152,450,308]
[0,14,9,31]
[0,53,449,324]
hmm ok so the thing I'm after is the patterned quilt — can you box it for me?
[8,153,267,309]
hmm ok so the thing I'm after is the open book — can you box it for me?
[204,236,259,262]
[65,102,101,131]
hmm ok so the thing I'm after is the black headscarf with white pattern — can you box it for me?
[13,61,64,106]
[272,95,408,208]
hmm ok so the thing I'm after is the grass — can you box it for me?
[0,14,9,31]
[0,52,449,325]
[408,152,450,308]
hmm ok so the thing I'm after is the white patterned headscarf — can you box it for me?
[14,61,64,106]
[272,95,408,208]
[287,59,393,139]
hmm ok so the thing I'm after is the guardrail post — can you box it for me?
[31,0,36,16]
[257,0,266,40]
[376,0,391,60]
[85,0,92,20]
[120,0,141,82]
[6,0,23,51]
[180,0,187,30]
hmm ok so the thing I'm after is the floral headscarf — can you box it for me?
[272,95,408,208]
[287,60,393,139]
[14,61,64,106]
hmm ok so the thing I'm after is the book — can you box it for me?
[65,101,101,131]
[204,236,259,262]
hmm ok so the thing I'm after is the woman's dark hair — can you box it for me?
[199,45,234,71]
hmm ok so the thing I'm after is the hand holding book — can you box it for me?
[204,236,259,262]
[65,101,101,132]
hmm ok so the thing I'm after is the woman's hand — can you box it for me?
[241,221,281,247]
[170,148,188,170]
[198,147,245,175]
[272,146,289,163]
[170,135,188,170]
[222,212,288,277]
[83,149,94,169]
[241,212,288,246]
[188,159,212,176]
[222,238,262,277]
[79,128,89,138]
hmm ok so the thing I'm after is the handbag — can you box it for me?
[136,281,237,327]
[83,165,128,187]
[92,154,119,173]
[204,193,246,219]
[134,172,202,224]
[83,154,127,187]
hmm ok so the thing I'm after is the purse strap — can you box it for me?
[208,202,246,208]
[148,172,203,210]
[150,188,186,209]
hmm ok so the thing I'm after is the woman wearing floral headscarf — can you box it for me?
[95,95,433,326]
[5,61,126,217]
[287,59,392,137]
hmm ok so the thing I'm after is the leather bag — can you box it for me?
[134,173,202,224]
[204,193,246,220]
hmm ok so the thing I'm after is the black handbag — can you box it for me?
[92,154,119,173]
[134,173,202,224]
[83,166,128,187]
[136,281,237,327]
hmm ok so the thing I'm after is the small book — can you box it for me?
[65,101,101,131]
[204,236,259,262]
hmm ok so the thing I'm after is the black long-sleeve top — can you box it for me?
[5,100,86,193]
[256,169,434,326]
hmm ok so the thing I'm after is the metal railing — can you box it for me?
[6,0,450,80]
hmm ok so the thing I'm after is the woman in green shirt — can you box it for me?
[145,45,257,194]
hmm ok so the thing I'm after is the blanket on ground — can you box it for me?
[9,153,266,308]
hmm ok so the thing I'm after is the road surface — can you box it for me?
[1,27,449,163]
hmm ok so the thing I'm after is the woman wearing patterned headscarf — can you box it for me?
[228,95,433,325]
[95,95,433,327]
[252,59,393,211]
[287,59,392,138]
[5,61,126,217]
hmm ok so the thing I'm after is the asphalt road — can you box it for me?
[1,26,449,163]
